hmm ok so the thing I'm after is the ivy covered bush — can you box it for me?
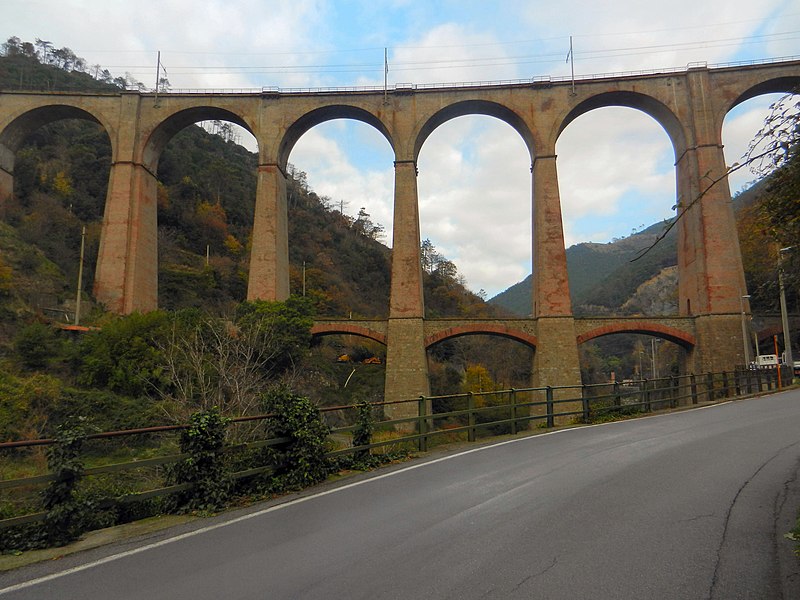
[168,407,231,514]
[263,387,332,491]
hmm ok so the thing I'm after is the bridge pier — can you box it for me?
[531,151,582,423]
[382,159,429,424]
[531,153,572,317]
[94,161,158,313]
[674,70,750,373]
[247,164,289,302]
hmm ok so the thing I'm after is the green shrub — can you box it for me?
[41,418,95,546]
[0,372,62,440]
[14,322,61,370]
[263,387,331,490]
[168,407,231,513]
[77,311,172,396]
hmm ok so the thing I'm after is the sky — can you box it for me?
[4,0,800,297]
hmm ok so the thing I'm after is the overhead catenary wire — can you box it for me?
[91,27,799,83]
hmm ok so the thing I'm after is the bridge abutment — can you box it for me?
[94,161,158,313]
[247,164,290,302]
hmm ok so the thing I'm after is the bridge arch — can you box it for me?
[310,323,387,346]
[715,74,800,157]
[0,104,115,184]
[0,104,112,152]
[556,91,686,158]
[576,322,696,349]
[725,74,800,114]
[141,106,255,173]
[277,105,393,171]
[413,100,535,162]
[425,324,538,349]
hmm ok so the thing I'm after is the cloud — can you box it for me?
[418,118,532,295]
[289,124,395,240]
[5,0,328,89]
[519,0,790,73]
[722,94,788,194]
[390,23,521,84]
[557,107,675,243]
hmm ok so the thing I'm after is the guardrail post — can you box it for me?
[510,389,517,435]
[690,373,698,405]
[468,392,476,442]
[546,386,555,428]
[613,381,621,409]
[755,368,763,393]
[706,372,714,402]
[418,395,427,452]
[643,379,651,412]
[722,371,730,398]
[581,384,590,422]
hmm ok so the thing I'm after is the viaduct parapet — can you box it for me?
[2,59,798,410]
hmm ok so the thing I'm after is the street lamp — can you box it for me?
[778,246,795,376]
[740,294,751,366]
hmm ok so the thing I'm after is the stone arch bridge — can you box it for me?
[1,58,798,406]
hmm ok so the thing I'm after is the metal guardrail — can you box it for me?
[0,366,790,533]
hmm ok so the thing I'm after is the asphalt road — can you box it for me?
[2,390,800,599]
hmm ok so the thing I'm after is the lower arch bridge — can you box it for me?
[311,316,697,350]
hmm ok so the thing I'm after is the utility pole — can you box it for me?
[566,36,576,96]
[651,338,659,379]
[383,47,389,105]
[75,226,86,326]
[740,294,751,366]
[779,246,795,378]
[154,51,161,105]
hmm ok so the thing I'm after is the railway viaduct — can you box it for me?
[1,58,798,407]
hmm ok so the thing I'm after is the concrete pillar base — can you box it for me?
[533,317,583,424]
[384,318,429,427]
[691,314,748,373]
